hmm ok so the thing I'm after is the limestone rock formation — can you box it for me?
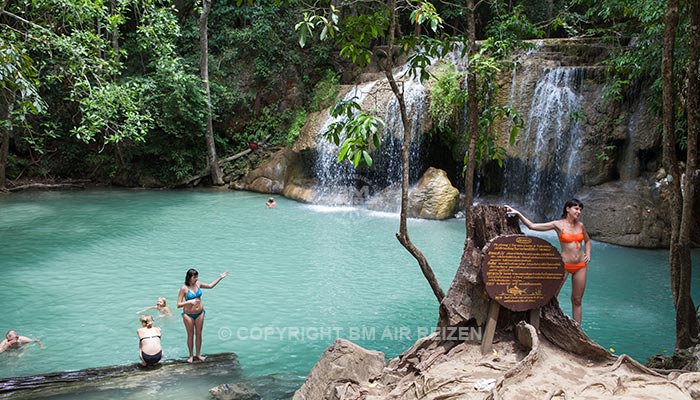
[0,352,241,398]
[293,339,386,400]
[209,383,261,400]
[577,180,670,248]
[232,148,300,194]
[407,167,459,220]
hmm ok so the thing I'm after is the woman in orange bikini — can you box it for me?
[505,199,591,324]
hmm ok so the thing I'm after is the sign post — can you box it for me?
[480,235,565,354]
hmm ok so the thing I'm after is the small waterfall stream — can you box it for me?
[311,74,429,208]
[504,66,585,219]
[313,81,378,204]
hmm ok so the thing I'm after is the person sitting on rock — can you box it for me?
[137,315,163,367]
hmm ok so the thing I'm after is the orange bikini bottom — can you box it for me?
[564,262,587,274]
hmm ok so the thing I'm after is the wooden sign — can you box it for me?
[481,235,565,312]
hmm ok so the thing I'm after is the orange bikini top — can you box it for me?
[559,229,584,249]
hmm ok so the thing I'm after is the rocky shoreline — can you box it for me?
[293,325,700,400]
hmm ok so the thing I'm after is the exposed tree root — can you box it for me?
[543,388,566,400]
[540,298,614,362]
[485,322,540,400]
[607,354,664,377]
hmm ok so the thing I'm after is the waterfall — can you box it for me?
[312,81,377,205]
[311,74,429,208]
[504,67,585,220]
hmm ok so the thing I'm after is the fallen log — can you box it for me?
[176,134,272,188]
[0,352,240,398]
[8,182,89,193]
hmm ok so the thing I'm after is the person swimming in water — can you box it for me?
[177,268,228,363]
[505,199,591,324]
[137,297,172,316]
[0,330,44,353]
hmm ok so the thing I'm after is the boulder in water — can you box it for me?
[576,179,671,248]
[232,149,300,194]
[293,338,385,400]
[209,383,261,400]
[407,167,459,220]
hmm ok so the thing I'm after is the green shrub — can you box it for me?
[429,63,461,133]
[309,70,340,112]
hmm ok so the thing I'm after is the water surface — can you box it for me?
[0,190,697,399]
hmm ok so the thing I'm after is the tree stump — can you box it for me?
[438,204,613,361]
[438,205,521,329]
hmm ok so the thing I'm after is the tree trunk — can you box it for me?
[382,0,443,304]
[540,298,615,361]
[199,0,224,185]
[463,0,478,242]
[662,0,696,349]
[439,205,521,328]
[111,0,119,65]
[0,94,14,192]
[682,0,700,339]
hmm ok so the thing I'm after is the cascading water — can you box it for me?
[312,74,430,209]
[503,66,585,219]
[310,44,588,215]
[312,81,377,205]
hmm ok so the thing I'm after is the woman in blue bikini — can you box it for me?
[177,268,229,363]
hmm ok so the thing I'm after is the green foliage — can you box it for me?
[482,4,544,59]
[596,145,616,161]
[473,105,523,168]
[21,120,60,155]
[287,110,307,146]
[309,70,340,112]
[296,5,388,68]
[1,0,178,158]
[429,63,461,133]
[457,2,535,168]
[410,1,444,33]
[0,36,47,129]
[324,98,384,167]
[71,80,153,144]
[240,105,289,147]
[575,0,668,105]
[401,35,453,83]
[337,11,389,67]
[296,6,339,48]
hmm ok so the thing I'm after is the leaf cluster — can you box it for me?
[324,98,384,167]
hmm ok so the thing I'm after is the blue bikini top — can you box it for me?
[186,287,202,300]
